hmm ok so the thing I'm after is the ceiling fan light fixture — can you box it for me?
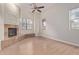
[32,3,44,13]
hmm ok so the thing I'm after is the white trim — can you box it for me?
[41,34,79,47]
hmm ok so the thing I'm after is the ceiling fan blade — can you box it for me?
[37,10,42,13]
[37,6,44,9]
[32,10,35,13]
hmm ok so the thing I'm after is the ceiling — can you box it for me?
[16,3,53,13]
[16,3,79,13]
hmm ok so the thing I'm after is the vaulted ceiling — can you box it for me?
[16,3,53,13]
[16,3,79,14]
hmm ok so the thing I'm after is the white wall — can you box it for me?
[0,4,4,50]
[41,3,79,45]
[4,4,19,25]
[33,12,41,36]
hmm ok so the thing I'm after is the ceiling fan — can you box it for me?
[32,3,44,13]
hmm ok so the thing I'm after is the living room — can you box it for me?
[0,3,79,55]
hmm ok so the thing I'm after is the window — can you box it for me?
[20,18,32,30]
[69,8,79,29]
[21,18,27,30]
[26,19,32,30]
[42,19,46,30]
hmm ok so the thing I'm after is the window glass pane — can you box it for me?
[26,19,32,30]
[42,19,46,30]
[70,8,79,29]
[20,18,33,30]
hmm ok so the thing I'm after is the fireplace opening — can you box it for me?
[8,28,17,37]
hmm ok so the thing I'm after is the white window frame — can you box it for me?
[20,18,32,30]
[69,8,79,29]
[42,19,46,30]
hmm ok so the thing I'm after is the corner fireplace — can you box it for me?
[8,28,17,37]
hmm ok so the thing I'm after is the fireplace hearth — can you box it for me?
[8,28,17,37]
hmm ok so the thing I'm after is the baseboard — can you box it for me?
[41,34,79,47]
